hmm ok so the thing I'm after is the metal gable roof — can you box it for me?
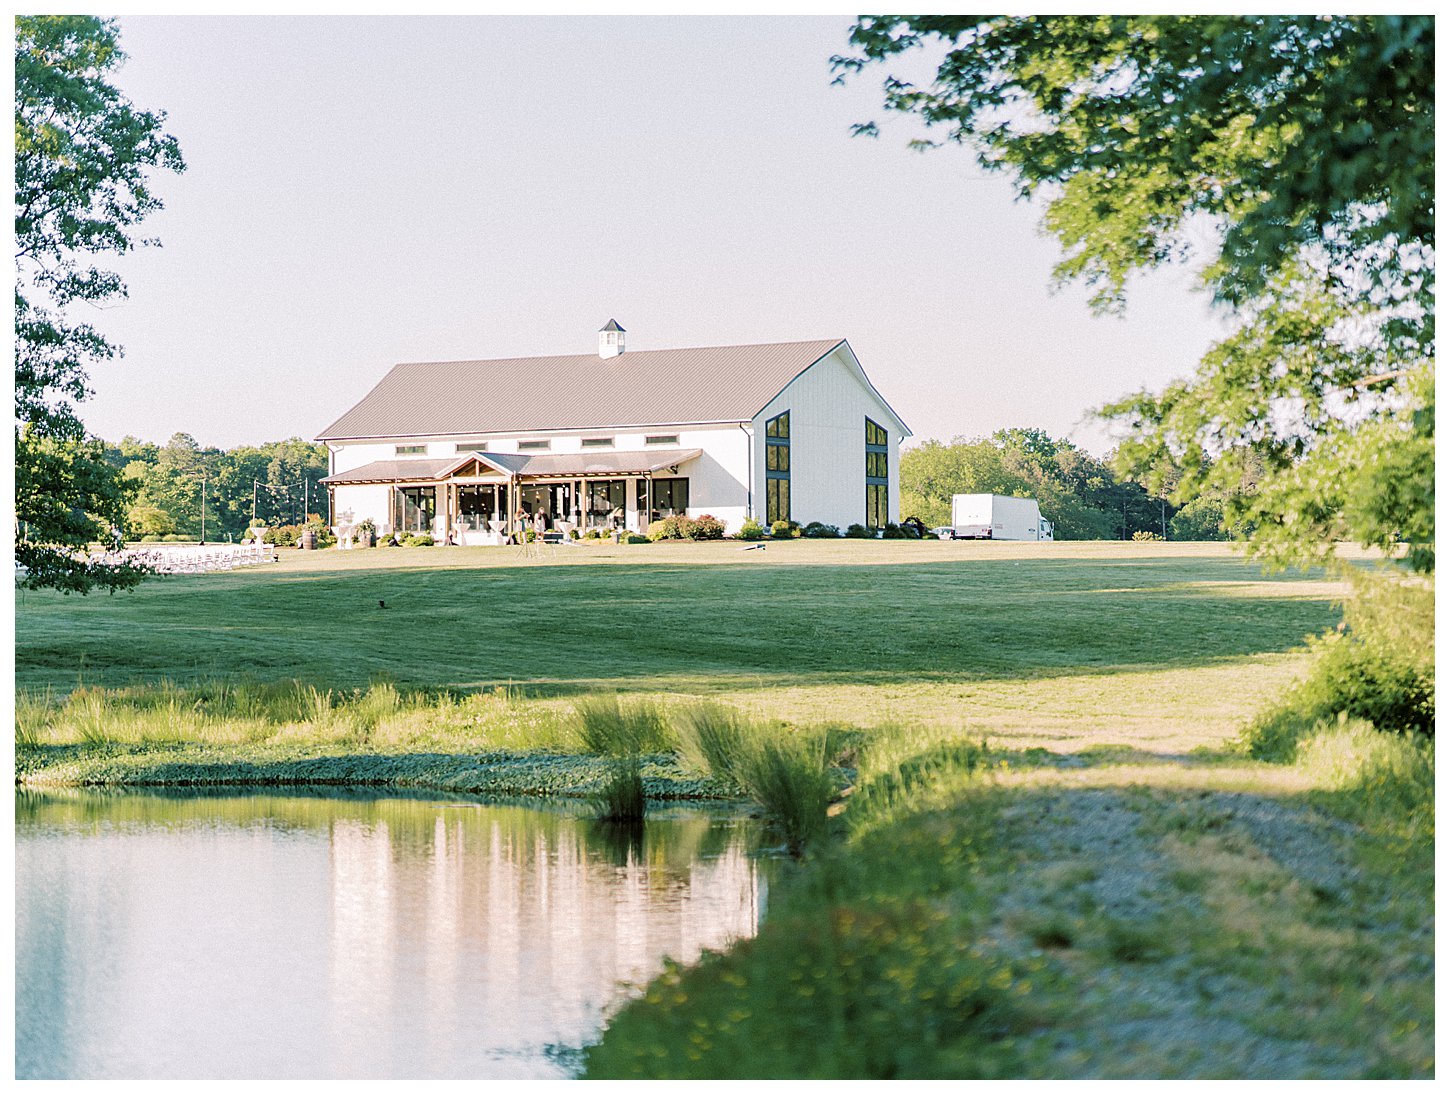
[316,338,846,441]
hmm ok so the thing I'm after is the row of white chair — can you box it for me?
[93,543,276,575]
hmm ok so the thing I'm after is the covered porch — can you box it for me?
[323,448,702,544]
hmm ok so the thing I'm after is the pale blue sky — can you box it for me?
[90,15,1229,453]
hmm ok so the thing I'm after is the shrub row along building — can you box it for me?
[318,322,909,543]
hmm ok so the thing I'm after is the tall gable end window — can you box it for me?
[395,444,426,456]
[866,417,889,529]
[766,411,790,524]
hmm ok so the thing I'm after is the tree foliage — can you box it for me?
[900,429,1169,540]
[15,16,184,591]
[108,436,331,542]
[836,15,1433,572]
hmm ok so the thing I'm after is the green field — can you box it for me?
[13,540,1432,1078]
[16,539,1342,751]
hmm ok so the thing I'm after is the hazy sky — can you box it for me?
[86,15,1230,453]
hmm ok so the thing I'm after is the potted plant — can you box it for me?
[356,519,376,548]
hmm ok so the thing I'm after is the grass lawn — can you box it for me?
[13,539,1432,1078]
[16,539,1341,752]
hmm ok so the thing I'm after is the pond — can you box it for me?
[15,789,773,1079]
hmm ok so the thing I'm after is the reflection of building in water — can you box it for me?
[325,808,763,1073]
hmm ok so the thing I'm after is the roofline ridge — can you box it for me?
[389,336,846,369]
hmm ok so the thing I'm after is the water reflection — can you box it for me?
[15,789,769,1079]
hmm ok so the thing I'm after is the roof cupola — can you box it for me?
[598,319,626,359]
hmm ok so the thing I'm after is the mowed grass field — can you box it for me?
[15,539,1342,754]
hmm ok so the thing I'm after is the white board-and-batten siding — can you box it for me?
[753,345,904,531]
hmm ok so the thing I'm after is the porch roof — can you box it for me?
[322,448,703,486]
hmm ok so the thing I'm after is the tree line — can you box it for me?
[899,427,1244,541]
[101,434,330,542]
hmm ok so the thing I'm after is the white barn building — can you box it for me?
[317,322,910,543]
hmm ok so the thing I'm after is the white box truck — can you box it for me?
[949,494,1054,541]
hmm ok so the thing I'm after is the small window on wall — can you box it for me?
[765,410,790,524]
[518,440,551,451]
[581,437,614,449]
[454,441,490,453]
[395,444,426,456]
[866,417,889,529]
[645,434,679,446]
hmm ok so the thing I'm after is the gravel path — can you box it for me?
[984,786,1414,1079]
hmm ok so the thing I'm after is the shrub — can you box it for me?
[881,522,906,539]
[770,520,794,539]
[403,533,434,547]
[1241,628,1434,760]
[262,524,302,547]
[737,518,766,541]
[574,694,672,756]
[524,529,537,542]
[844,523,871,539]
[622,532,649,544]
[685,514,726,541]
[591,758,648,822]
[647,515,689,541]
[569,528,581,540]
[802,522,841,538]
[1131,530,1164,542]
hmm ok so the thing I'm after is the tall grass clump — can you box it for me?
[590,758,648,823]
[845,729,990,836]
[734,729,838,855]
[15,688,55,747]
[1296,714,1435,846]
[574,694,671,757]
[64,688,112,746]
[672,701,755,784]
[297,683,336,732]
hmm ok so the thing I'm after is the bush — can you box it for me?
[262,524,302,547]
[802,522,841,539]
[844,523,871,539]
[1241,628,1434,760]
[1131,530,1164,542]
[647,515,689,541]
[402,533,434,547]
[685,514,727,541]
[881,522,906,539]
[737,518,766,541]
[574,694,672,756]
[622,532,649,544]
[569,528,581,540]
[770,520,794,540]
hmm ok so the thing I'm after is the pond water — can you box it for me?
[15,789,772,1079]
